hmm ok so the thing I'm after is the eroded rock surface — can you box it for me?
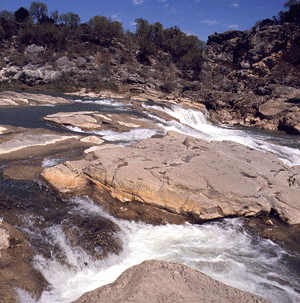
[74,260,269,303]
[0,91,70,107]
[42,132,300,225]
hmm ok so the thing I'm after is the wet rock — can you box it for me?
[74,260,269,303]
[42,132,300,225]
[0,222,48,303]
[63,214,121,259]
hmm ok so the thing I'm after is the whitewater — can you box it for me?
[17,197,300,303]
[14,98,300,303]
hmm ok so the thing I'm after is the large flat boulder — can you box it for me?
[74,260,269,303]
[41,132,300,224]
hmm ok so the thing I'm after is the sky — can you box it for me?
[1,0,288,41]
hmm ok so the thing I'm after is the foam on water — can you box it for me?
[41,158,62,168]
[18,197,300,303]
[92,128,161,142]
[145,104,300,166]
[74,98,128,108]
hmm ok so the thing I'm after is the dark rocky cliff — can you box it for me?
[197,20,300,134]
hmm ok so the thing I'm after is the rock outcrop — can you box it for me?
[41,132,300,225]
[198,21,300,134]
[74,260,269,303]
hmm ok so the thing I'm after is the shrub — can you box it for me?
[14,7,30,23]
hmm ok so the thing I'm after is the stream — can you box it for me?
[1,96,300,303]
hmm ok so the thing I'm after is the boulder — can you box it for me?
[42,132,300,225]
[74,260,269,303]
[41,161,89,194]
[44,112,101,130]
[258,99,289,118]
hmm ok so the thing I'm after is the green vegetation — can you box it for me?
[275,0,300,24]
[0,1,205,77]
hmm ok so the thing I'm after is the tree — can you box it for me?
[50,10,59,24]
[14,7,30,23]
[0,10,14,21]
[284,0,300,8]
[89,16,123,45]
[59,12,80,28]
[29,1,48,23]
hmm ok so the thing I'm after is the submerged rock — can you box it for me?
[74,260,269,303]
[41,132,300,225]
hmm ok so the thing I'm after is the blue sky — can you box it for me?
[1,0,288,41]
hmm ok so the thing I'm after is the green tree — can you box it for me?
[135,18,156,61]
[29,1,48,23]
[89,16,123,45]
[59,12,80,28]
[50,10,59,24]
[284,0,300,8]
[0,24,5,40]
[14,7,30,23]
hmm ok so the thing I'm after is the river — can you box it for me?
[1,96,300,303]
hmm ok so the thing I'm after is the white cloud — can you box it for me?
[132,0,144,5]
[231,2,240,8]
[228,24,239,29]
[200,19,218,26]
[111,13,121,21]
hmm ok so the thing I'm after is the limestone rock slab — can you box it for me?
[74,260,269,303]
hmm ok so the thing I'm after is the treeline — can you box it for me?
[277,1,300,24]
[0,1,205,73]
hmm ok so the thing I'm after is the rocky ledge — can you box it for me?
[74,260,269,303]
[42,132,300,225]
[0,91,70,107]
